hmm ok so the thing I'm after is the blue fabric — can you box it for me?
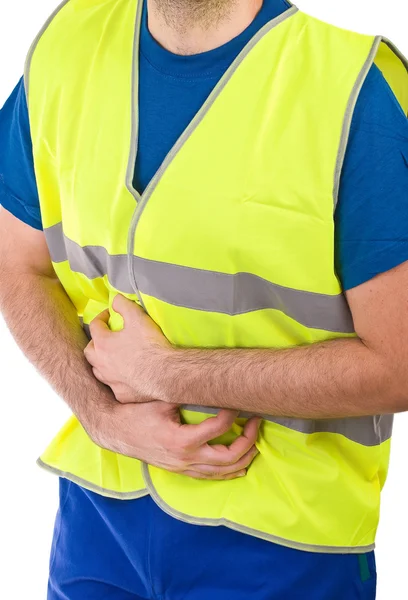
[48,478,377,600]
[1,0,408,291]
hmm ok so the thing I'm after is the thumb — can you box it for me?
[111,294,144,322]
[182,409,240,447]
[88,308,110,338]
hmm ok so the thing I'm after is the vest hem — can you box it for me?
[141,462,376,555]
[36,457,149,500]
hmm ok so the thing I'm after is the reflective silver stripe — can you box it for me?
[134,256,354,332]
[44,223,354,333]
[182,405,393,447]
[141,463,375,554]
[45,222,133,292]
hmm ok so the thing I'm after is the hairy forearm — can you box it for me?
[163,337,403,418]
[0,271,115,431]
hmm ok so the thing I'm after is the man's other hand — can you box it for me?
[89,400,261,480]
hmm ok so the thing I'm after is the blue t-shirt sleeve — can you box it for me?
[0,76,42,230]
[335,64,408,291]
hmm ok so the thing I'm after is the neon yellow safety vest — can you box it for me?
[25,0,408,553]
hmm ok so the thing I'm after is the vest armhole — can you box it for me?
[23,0,72,107]
[374,38,408,117]
[333,36,408,213]
[333,36,382,213]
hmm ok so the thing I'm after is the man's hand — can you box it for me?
[89,400,261,480]
[84,294,170,403]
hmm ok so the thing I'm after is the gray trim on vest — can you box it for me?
[382,37,408,117]
[125,0,143,209]
[182,405,394,447]
[125,4,299,309]
[23,0,71,101]
[141,463,375,554]
[382,37,408,78]
[78,316,91,340]
[44,222,354,333]
[333,36,382,211]
[36,457,149,500]
[334,34,408,209]
[36,455,377,553]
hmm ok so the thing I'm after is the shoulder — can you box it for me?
[0,76,27,118]
[335,63,408,291]
[0,76,31,158]
[352,63,408,136]
[0,77,42,230]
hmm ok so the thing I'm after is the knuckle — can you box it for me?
[96,336,107,351]
[115,392,127,404]
[168,461,186,473]
[207,470,221,478]
[218,421,232,435]
[226,452,240,466]
[177,436,194,454]
[165,447,189,469]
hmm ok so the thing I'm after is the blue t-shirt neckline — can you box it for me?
[140,0,291,79]
[1,0,407,293]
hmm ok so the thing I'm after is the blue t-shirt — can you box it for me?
[0,0,408,294]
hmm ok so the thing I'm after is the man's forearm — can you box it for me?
[162,337,403,418]
[0,271,115,431]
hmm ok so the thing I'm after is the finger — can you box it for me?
[181,409,239,447]
[96,308,110,324]
[92,367,106,383]
[181,469,247,481]
[190,444,259,475]
[195,416,262,465]
[112,293,145,322]
[225,415,262,457]
[83,340,97,366]
[89,309,110,339]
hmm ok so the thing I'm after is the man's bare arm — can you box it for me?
[0,207,260,479]
[85,261,408,419]
[0,207,113,432]
[158,262,408,417]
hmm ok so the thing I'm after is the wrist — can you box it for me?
[77,389,116,439]
[156,346,184,405]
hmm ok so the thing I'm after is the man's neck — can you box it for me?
[147,0,264,55]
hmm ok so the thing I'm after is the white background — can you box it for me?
[0,0,407,598]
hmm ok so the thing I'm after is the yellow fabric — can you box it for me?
[25,0,408,551]
[38,416,147,497]
[146,418,390,549]
[375,41,408,114]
